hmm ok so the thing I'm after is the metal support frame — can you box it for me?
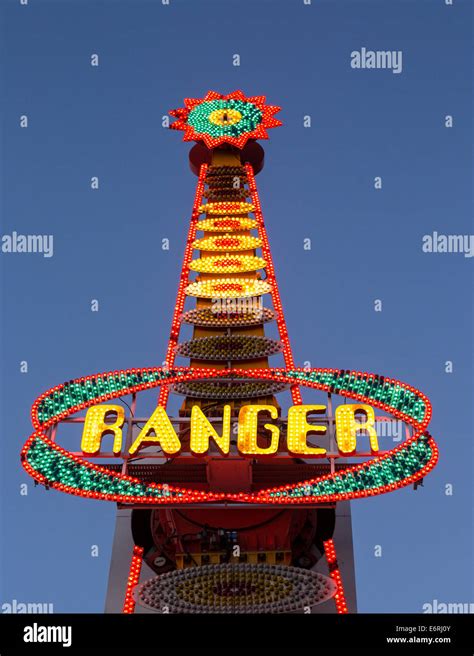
[122,545,144,614]
[323,538,349,614]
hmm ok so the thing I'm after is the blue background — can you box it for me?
[1,0,472,612]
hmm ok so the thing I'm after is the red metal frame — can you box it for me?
[122,545,144,614]
[158,163,208,409]
[323,538,349,614]
[245,162,302,405]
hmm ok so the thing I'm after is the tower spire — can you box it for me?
[161,91,300,415]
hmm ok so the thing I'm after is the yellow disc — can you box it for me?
[208,108,242,126]
[197,217,257,232]
[185,278,271,299]
[189,254,266,274]
[192,233,262,252]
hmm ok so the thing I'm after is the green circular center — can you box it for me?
[187,99,263,138]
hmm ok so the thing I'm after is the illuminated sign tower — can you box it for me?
[21,91,438,615]
[131,90,352,613]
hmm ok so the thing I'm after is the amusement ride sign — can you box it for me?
[21,365,437,504]
[20,91,439,616]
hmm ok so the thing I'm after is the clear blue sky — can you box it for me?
[1,0,472,612]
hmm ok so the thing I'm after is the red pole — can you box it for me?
[158,163,208,409]
[122,545,144,614]
[323,538,349,614]
[245,163,302,405]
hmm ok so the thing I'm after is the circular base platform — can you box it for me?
[134,562,336,614]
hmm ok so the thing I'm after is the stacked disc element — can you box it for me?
[134,563,336,614]
[198,201,254,215]
[171,379,289,400]
[181,306,277,328]
[175,335,283,361]
[189,255,265,274]
[192,234,262,251]
[185,278,270,299]
[177,164,284,400]
[197,217,257,231]
[204,188,249,201]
